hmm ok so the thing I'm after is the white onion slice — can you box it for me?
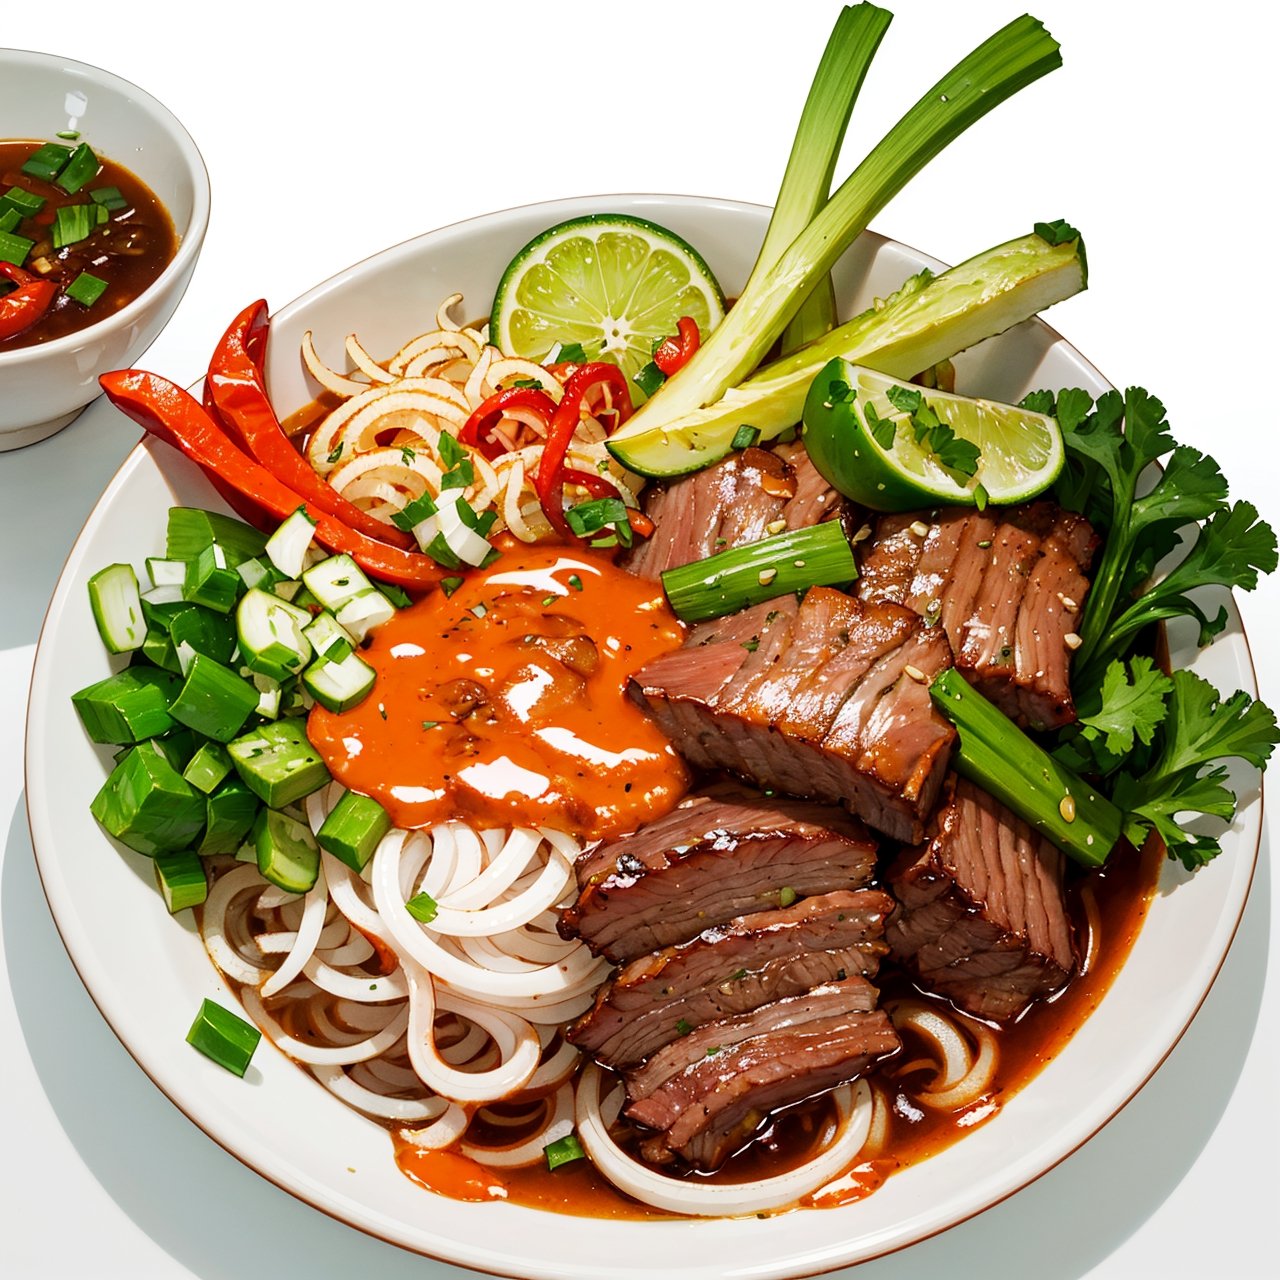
[575,1064,873,1217]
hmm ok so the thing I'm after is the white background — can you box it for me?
[2,1,1277,1277]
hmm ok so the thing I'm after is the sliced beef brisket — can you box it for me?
[624,979,899,1169]
[886,775,1077,1021]
[630,588,955,842]
[560,782,877,963]
[568,888,893,1067]
[856,501,1097,730]
[625,440,851,579]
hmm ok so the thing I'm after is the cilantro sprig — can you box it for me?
[1026,385,1278,693]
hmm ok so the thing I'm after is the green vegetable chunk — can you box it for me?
[72,667,179,744]
[87,563,146,653]
[317,791,392,872]
[89,745,207,856]
[169,653,260,742]
[183,742,234,794]
[154,851,208,913]
[228,718,331,807]
[166,507,267,567]
[197,776,260,856]
[186,998,261,1077]
[184,543,244,613]
[253,807,321,893]
[543,1133,586,1170]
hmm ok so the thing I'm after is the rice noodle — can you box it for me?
[297,296,643,543]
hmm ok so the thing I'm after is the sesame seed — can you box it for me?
[1064,632,1082,650]
[910,520,930,538]
[1059,794,1077,823]
[1058,594,1078,612]
[758,568,778,585]
[904,664,927,683]
[852,523,873,543]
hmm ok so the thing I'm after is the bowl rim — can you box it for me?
[0,45,211,368]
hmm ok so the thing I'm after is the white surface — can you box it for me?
[2,2,1276,1278]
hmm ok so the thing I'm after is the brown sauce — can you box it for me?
[0,138,176,350]
[307,541,689,839]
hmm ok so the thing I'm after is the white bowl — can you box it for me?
[0,49,209,450]
[26,195,1263,1277]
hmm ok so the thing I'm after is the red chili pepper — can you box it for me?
[653,316,701,376]
[0,263,57,341]
[535,363,636,538]
[459,385,560,460]
[205,301,416,550]
[99,369,449,590]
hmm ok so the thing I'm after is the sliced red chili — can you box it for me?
[653,316,701,376]
[204,301,416,550]
[100,369,448,590]
[459,386,559,460]
[535,363,637,538]
[0,263,57,342]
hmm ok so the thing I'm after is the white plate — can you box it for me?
[24,195,1263,1279]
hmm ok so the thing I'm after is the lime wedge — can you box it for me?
[802,359,1064,511]
[490,214,726,401]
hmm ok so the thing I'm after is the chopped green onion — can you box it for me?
[543,1133,586,1170]
[55,143,101,195]
[186,998,262,1077]
[439,458,475,491]
[380,582,413,609]
[406,891,438,923]
[632,361,666,399]
[65,271,108,308]
[52,204,98,250]
[56,129,81,141]
[391,492,438,531]
[675,1018,693,1036]
[778,885,798,907]
[661,522,857,623]
[1,185,45,219]
[566,497,630,539]
[89,186,129,212]
[437,430,466,468]
[0,229,34,267]
[21,142,72,183]
[441,577,464,598]
[731,425,762,450]
[0,208,19,234]
[568,574,584,592]
[554,341,588,365]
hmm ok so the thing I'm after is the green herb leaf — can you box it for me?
[1033,218,1081,246]
[405,892,439,923]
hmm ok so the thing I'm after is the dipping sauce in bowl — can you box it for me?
[0,138,176,350]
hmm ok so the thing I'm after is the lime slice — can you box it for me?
[490,214,726,401]
[802,359,1064,511]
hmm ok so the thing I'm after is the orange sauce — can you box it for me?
[307,543,689,839]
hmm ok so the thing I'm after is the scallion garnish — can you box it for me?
[405,891,439,923]
[56,129,81,141]
[186,998,262,1077]
[391,492,438,531]
[0,208,18,235]
[0,186,44,219]
[566,497,632,546]
[543,1132,586,1171]
[778,885,798,907]
[555,341,588,365]
[21,142,72,183]
[0,229,34,267]
[55,143,101,195]
[438,430,466,469]
[731,424,762,450]
[568,574,584,592]
[633,361,666,399]
[661,521,857,623]
[440,577,464,598]
[65,271,108,308]
[52,204,97,250]
[89,186,129,212]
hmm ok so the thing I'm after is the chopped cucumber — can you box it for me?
[184,542,241,613]
[186,998,261,1077]
[302,612,356,664]
[72,668,179,744]
[253,807,320,893]
[87,563,146,653]
[317,790,392,872]
[302,554,374,613]
[89,746,206,856]
[228,719,331,807]
[334,589,395,642]
[169,654,260,742]
[146,557,188,589]
[182,741,233,794]
[153,851,208,912]
[236,588,313,681]
[197,776,260,855]
[303,648,376,713]
[167,604,238,666]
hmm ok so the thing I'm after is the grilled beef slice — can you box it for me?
[568,888,893,1067]
[630,588,955,842]
[560,782,877,963]
[625,440,851,579]
[856,502,1097,730]
[886,776,1077,1021]
[624,979,900,1169]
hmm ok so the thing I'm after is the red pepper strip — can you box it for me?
[0,263,57,341]
[206,301,416,550]
[99,370,449,590]
[535,363,637,538]
[653,316,701,376]
[459,386,559,461]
